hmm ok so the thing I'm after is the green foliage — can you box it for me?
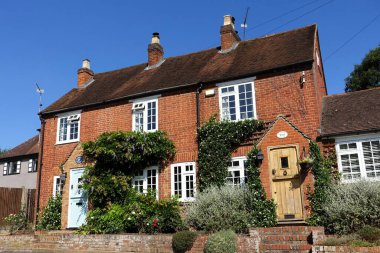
[0,148,9,155]
[306,141,334,229]
[172,230,198,253]
[345,45,380,92]
[245,148,277,227]
[3,206,29,234]
[81,130,175,208]
[186,185,250,233]
[79,190,183,234]
[320,180,380,235]
[204,230,236,253]
[358,226,380,243]
[36,195,62,230]
[198,117,263,190]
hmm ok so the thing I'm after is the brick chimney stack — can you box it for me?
[148,33,164,67]
[220,15,241,52]
[77,59,94,88]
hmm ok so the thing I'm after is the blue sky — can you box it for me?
[0,0,379,149]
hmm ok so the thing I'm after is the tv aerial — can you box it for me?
[241,7,250,40]
[36,83,44,112]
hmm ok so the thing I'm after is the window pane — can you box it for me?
[135,111,144,132]
[174,166,182,198]
[221,95,236,121]
[59,118,68,141]
[340,153,361,180]
[147,169,157,190]
[147,101,157,131]
[185,175,194,198]
[238,83,254,120]
[363,141,380,178]
[69,122,79,140]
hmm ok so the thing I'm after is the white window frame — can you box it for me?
[132,166,159,197]
[56,110,81,144]
[3,161,21,175]
[226,156,247,187]
[131,96,158,132]
[336,133,380,182]
[53,176,63,197]
[171,162,196,202]
[217,77,257,122]
[28,158,38,173]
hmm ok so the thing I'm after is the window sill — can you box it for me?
[3,173,20,176]
[55,139,79,145]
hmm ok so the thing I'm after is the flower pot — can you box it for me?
[299,162,313,170]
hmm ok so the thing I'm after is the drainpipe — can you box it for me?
[35,116,45,224]
[196,83,204,143]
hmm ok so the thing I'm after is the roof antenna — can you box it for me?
[240,7,250,40]
[35,83,44,112]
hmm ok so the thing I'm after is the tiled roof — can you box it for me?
[41,24,316,115]
[0,135,39,160]
[321,87,380,137]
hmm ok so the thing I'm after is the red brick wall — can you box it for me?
[39,89,198,208]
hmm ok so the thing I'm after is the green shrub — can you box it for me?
[321,180,380,234]
[204,230,236,253]
[172,230,198,253]
[36,195,62,230]
[358,226,380,243]
[320,234,358,246]
[80,190,183,234]
[186,185,250,233]
[349,239,375,247]
[3,206,29,234]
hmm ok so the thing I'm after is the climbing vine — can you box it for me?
[307,141,335,229]
[245,148,277,227]
[198,117,264,190]
[82,130,176,208]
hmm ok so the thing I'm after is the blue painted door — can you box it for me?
[68,168,88,228]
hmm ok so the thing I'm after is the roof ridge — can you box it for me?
[92,24,317,78]
[325,86,380,99]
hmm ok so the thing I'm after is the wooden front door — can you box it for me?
[270,147,303,220]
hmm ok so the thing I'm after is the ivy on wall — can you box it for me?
[307,141,334,228]
[197,117,264,190]
[82,130,176,208]
[245,148,277,227]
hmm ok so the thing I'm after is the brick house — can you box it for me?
[36,15,327,228]
[320,88,380,182]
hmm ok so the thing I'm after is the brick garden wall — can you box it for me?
[0,233,257,253]
[313,246,380,253]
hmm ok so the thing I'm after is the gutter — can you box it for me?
[196,83,204,147]
[318,129,380,139]
[35,117,45,224]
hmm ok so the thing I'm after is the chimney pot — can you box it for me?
[151,32,160,44]
[77,59,94,88]
[82,59,90,69]
[220,15,240,52]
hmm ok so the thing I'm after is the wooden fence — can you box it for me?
[0,187,35,226]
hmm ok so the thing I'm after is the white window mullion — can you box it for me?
[16,161,21,174]
[3,162,8,175]
[28,159,33,172]
[357,142,367,180]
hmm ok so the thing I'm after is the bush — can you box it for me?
[80,190,183,234]
[186,185,250,233]
[3,207,29,234]
[36,195,62,230]
[358,226,380,243]
[172,230,198,253]
[321,180,380,234]
[204,230,236,253]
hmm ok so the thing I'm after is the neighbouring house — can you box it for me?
[37,15,327,229]
[0,135,39,189]
[320,87,380,182]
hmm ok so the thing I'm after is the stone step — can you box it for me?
[259,243,312,252]
[261,234,311,243]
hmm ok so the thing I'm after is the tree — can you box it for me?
[345,45,380,92]
[0,148,9,155]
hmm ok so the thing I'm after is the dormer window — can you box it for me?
[218,78,256,121]
[132,98,158,132]
[56,111,81,144]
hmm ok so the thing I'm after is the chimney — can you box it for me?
[220,15,240,52]
[148,32,164,67]
[77,59,94,88]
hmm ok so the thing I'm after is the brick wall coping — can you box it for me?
[313,245,380,253]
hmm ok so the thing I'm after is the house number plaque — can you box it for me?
[75,156,84,164]
[277,131,288,139]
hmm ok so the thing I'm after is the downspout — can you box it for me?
[196,83,204,145]
[34,116,45,224]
